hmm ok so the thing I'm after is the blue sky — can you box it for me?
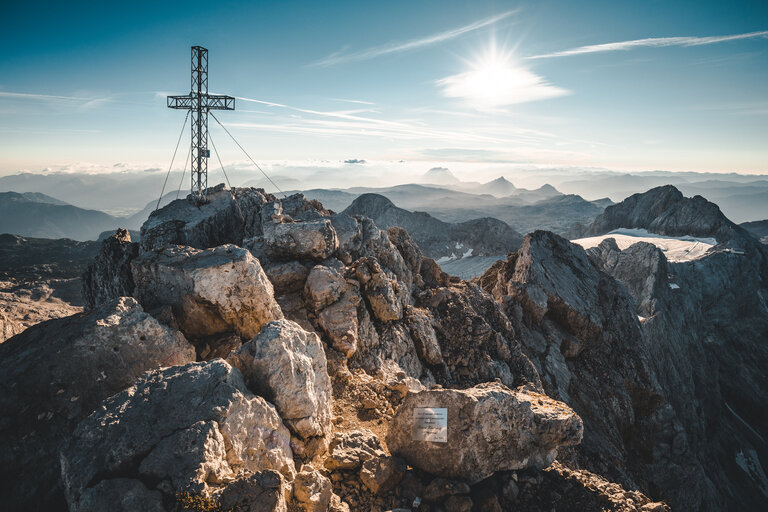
[1,0,767,178]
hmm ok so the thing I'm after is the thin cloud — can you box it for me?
[311,10,518,67]
[0,91,99,102]
[528,30,768,59]
[329,98,376,105]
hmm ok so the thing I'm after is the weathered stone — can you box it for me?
[132,244,283,340]
[82,228,139,309]
[140,185,271,252]
[386,382,583,483]
[218,471,287,512]
[266,260,309,294]
[293,466,333,512]
[0,297,194,511]
[229,319,333,446]
[316,288,361,358]
[138,420,230,495]
[324,429,386,471]
[61,360,295,510]
[360,456,406,495]
[354,257,405,322]
[305,262,346,311]
[263,214,339,261]
[404,306,443,365]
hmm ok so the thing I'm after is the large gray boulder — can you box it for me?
[0,297,194,511]
[229,319,333,451]
[140,185,271,252]
[386,382,583,483]
[61,360,295,511]
[132,244,283,340]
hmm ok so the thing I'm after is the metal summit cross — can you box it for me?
[168,46,235,200]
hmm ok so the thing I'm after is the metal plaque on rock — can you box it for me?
[413,407,447,442]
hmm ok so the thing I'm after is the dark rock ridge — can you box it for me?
[342,193,523,260]
[480,186,768,510]
[582,184,750,244]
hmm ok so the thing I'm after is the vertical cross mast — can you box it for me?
[168,46,235,201]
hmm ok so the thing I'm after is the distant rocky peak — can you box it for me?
[584,184,745,243]
[346,193,397,214]
[423,167,459,184]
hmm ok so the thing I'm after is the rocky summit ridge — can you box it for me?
[2,182,763,511]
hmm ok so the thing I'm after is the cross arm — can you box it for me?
[166,94,236,110]
[167,95,194,109]
[207,95,236,110]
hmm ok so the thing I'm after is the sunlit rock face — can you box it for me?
[132,243,283,340]
[386,382,583,483]
[61,360,295,512]
[229,319,333,455]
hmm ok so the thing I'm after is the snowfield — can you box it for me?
[572,228,717,262]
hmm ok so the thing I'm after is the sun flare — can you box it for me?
[438,44,569,109]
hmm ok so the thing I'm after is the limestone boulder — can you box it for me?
[0,297,194,511]
[292,466,333,512]
[324,429,386,471]
[229,319,333,446]
[61,360,295,511]
[82,228,139,309]
[263,219,339,261]
[354,257,406,322]
[360,456,406,495]
[386,382,583,483]
[132,244,283,340]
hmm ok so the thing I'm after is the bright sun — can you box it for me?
[438,44,569,109]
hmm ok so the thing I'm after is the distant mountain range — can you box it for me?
[0,191,176,241]
[343,193,523,261]
[299,182,606,235]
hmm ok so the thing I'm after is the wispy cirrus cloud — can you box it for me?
[310,10,518,67]
[528,30,768,59]
[0,90,112,111]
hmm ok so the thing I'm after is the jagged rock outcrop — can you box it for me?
[583,184,748,244]
[60,360,295,511]
[229,319,333,454]
[587,238,668,317]
[479,230,708,507]
[132,244,283,341]
[580,188,768,511]
[386,382,583,483]
[82,228,138,309]
[343,193,523,261]
[140,184,271,252]
[0,297,194,511]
